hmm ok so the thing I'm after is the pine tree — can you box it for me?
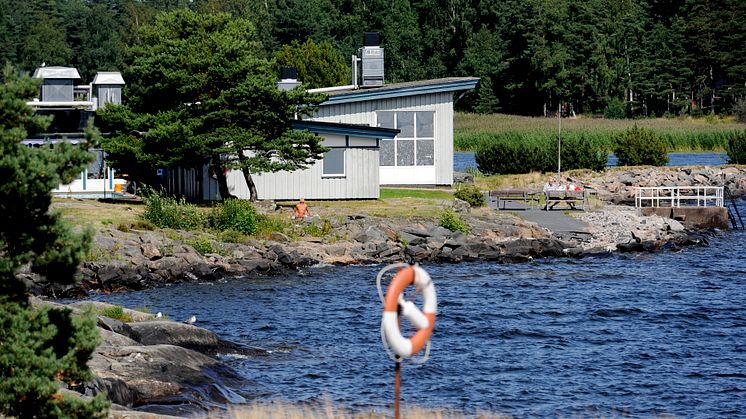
[0,65,110,418]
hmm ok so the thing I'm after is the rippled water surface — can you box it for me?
[85,206,746,417]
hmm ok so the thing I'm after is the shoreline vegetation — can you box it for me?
[454,113,746,153]
[27,166,746,417]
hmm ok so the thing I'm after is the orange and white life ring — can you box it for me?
[381,265,437,358]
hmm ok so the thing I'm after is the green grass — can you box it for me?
[380,188,454,199]
[455,113,746,152]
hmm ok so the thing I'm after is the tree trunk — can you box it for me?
[242,167,258,202]
[237,151,258,201]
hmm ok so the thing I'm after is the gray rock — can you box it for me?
[453,171,474,184]
[141,243,162,260]
[127,321,219,352]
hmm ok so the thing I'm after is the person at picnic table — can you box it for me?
[292,197,311,219]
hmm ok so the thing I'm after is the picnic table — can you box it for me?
[488,189,541,210]
[544,189,587,211]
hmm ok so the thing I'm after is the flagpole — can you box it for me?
[557,101,562,182]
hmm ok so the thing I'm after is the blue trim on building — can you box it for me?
[321,78,479,105]
[292,120,399,139]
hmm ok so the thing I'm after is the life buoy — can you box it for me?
[382,265,437,358]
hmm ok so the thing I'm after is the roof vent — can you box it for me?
[277,67,301,91]
[360,32,384,87]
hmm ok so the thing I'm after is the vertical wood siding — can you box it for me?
[313,91,455,185]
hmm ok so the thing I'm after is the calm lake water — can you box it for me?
[454,152,729,173]
[81,199,746,417]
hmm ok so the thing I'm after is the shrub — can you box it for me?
[255,213,291,238]
[557,135,608,172]
[220,229,248,243]
[100,305,132,322]
[613,126,669,166]
[726,130,746,164]
[186,237,214,255]
[209,198,259,234]
[475,133,552,175]
[439,209,470,234]
[142,188,207,230]
[734,100,746,123]
[454,184,486,207]
[604,97,627,119]
[131,220,155,231]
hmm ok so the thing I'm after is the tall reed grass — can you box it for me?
[455,113,746,152]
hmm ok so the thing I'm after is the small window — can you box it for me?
[323,148,345,177]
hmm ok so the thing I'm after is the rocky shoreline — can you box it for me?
[26,165,745,416]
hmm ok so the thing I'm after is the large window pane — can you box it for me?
[397,140,414,166]
[323,148,345,176]
[415,112,434,138]
[380,139,395,166]
[397,112,414,137]
[416,140,434,165]
[377,112,394,129]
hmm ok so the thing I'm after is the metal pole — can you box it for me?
[557,101,562,181]
[394,358,401,419]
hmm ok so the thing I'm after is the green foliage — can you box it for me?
[613,126,669,166]
[303,219,332,237]
[726,130,746,164]
[99,9,328,201]
[255,214,292,238]
[557,135,609,172]
[186,237,215,255]
[473,131,610,174]
[379,188,454,200]
[0,299,110,418]
[220,229,249,244]
[604,98,627,119]
[439,209,470,234]
[141,188,207,231]
[454,184,486,207]
[474,133,553,175]
[100,305,132,323]
[273,39,349,88]
[0,67,109,417]
[209,199,259,235]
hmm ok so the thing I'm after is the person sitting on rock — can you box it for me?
[292,197,311,219]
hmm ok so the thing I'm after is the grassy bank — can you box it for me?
[455,113,746,152]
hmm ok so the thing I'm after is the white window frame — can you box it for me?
[322,147,346,178]
[376,110,435,168]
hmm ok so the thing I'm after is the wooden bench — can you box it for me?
[544,189,587,211]
[488,189,541,210]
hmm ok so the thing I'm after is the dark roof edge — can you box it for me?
[292,120,400,139]
[321,77,479,105]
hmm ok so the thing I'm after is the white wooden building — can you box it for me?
[164,120,399,201]
[311,77,478,186]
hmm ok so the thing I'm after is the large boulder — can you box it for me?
[127,321,219,353]
[86,344,247,416]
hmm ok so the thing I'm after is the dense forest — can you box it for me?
[1,0,744,117]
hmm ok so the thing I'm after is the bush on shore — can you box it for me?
[726,130,746,164]
[454,184,486,207]
[613,126,668,167]
[141,188,207,230]
[473,133,607,175]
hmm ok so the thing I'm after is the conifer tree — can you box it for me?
[0,65,109,418]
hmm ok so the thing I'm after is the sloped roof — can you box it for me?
[32,66,81,79]
[92,72,125,85]
[292,120,400,139]
[321,77,479,105]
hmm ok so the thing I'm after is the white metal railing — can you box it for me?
[635,186,724,208]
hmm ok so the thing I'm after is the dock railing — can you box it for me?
[635,186,724,208]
